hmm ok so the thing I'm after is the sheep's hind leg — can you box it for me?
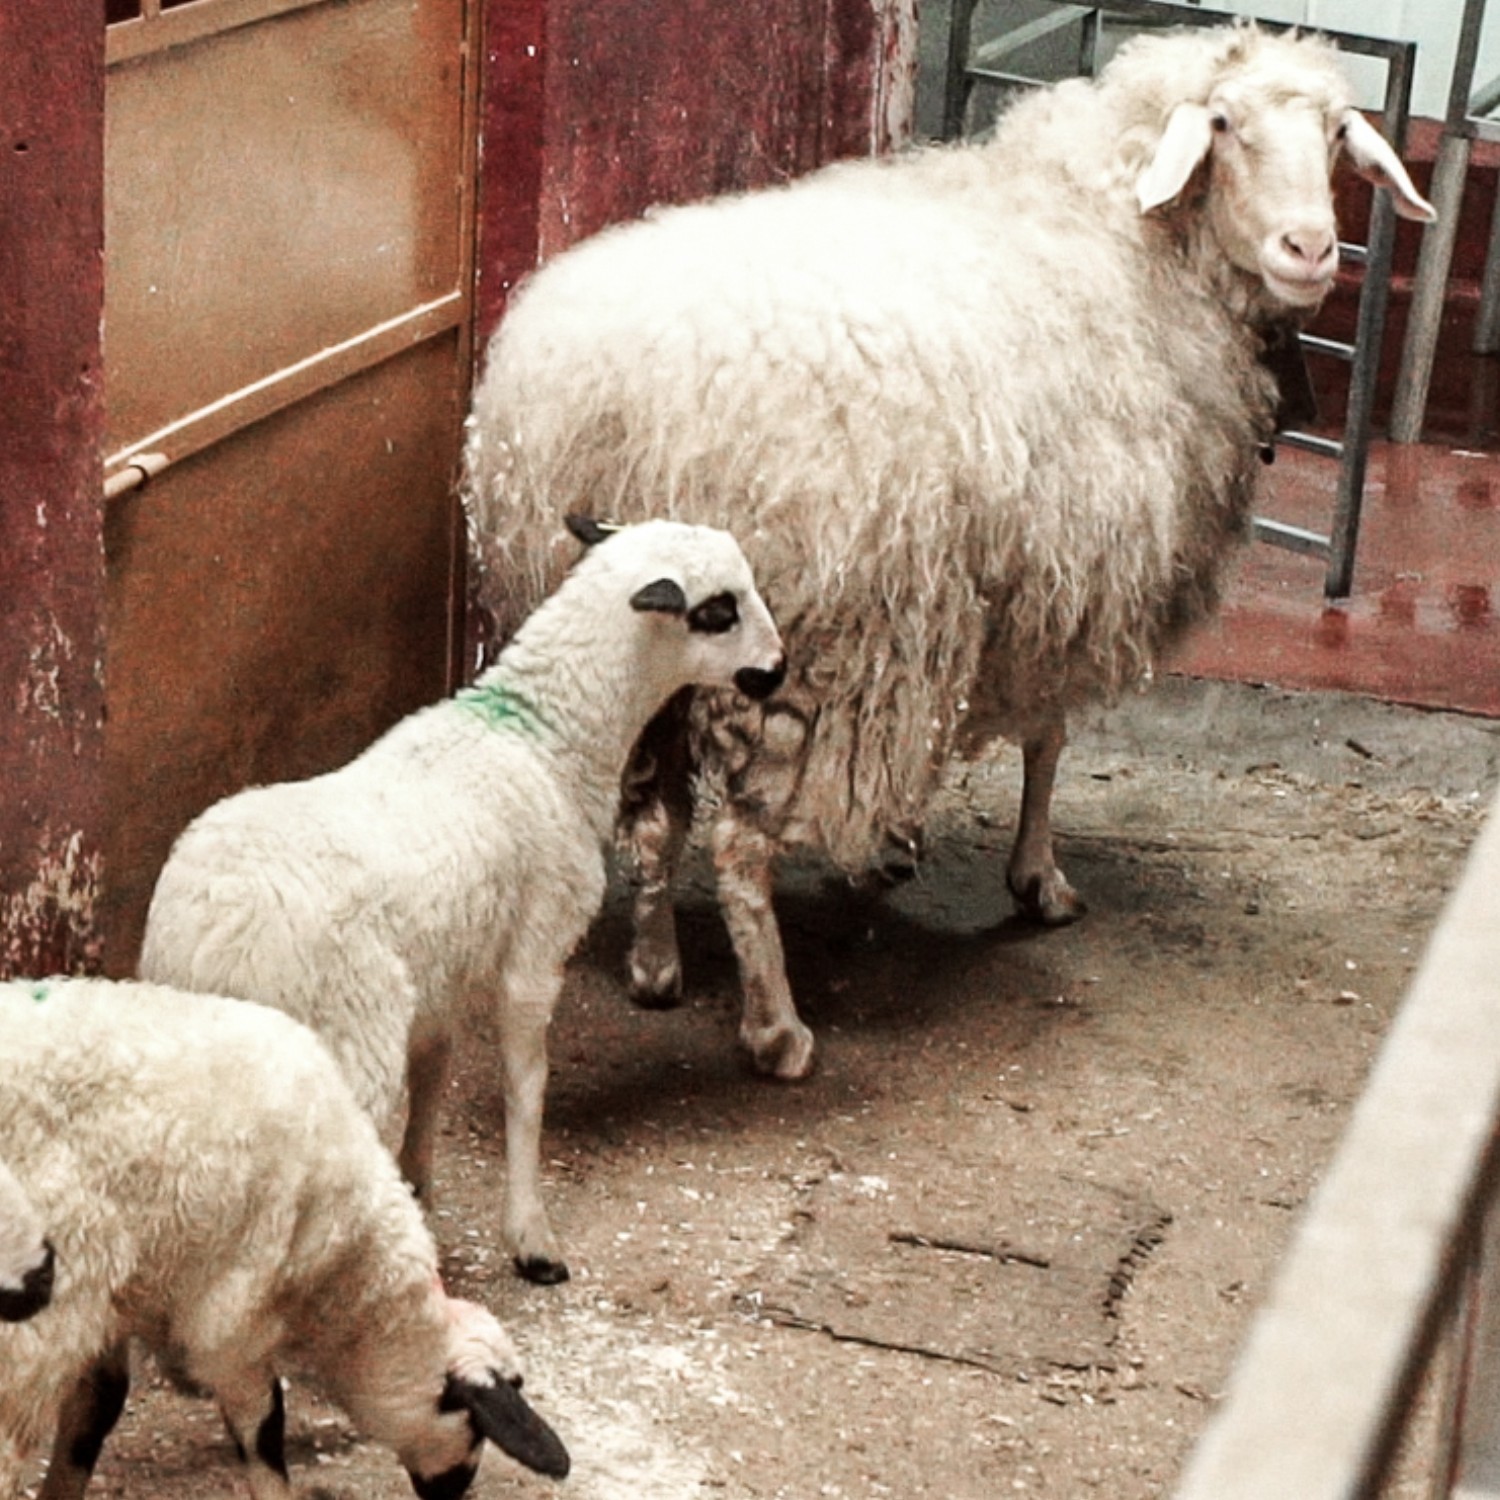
[217,1373,294,1500]
[711,814,815,1080]
[400,1024,453,1207]
[37,1347,129,1500]
[620,690,694,1009]
[1007,715,1085,926]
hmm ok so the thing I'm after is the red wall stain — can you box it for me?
[0,1,107,977]
[475,0,916,348]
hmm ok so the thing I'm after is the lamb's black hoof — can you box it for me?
[515,1254,571,1286]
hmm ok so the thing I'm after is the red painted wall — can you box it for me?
[476,0,916,345]
[0,3,107,977]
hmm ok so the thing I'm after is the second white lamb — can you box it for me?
[141,517,786,1285]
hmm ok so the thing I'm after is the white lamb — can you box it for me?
[463,23,1436,1081]
[0,1158,53,1325]
[141,517,786,1286]
[0,976,569,1500]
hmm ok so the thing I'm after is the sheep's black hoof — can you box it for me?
[628,979,683,1012]
[515,1254,570,1286]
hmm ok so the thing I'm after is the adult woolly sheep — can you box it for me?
[0,1159,53,1325]
[0,976,569,1500]
[463,23,1435,1081]
[141,517,785,1287]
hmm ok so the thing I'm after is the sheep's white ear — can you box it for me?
[444,1374,570,1478]
[1340,109,1437,223]
[564,514,623,547]
[1137,102,1216,215]
[631,578,688,615]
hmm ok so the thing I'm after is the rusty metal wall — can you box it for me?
[0,3,108,979]
[100,0,477,973]
[475,0,918,344]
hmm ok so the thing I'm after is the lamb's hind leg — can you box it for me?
[620,690,695,1009]
[1007,713,1085,926]
[711,812,814,1080]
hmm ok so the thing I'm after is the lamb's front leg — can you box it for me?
[619,691,695,1009]
[498,980,567,1285]
[1007,713,1085,926]
[711,812,815,1081]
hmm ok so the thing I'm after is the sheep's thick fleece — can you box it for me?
[0,978,566,1498]
[463,24,1433,1076]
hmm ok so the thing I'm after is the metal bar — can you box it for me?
[106,0,335,66]
[1277,431,1345,460]
[1324,38,1416,599]
[1448,0,1492,130]
[1476,185,1500,354]
[1473,71,1500,120]
[1298,334,1356,362]
[1390,0,1488,443]
[103,291,462,483]
[1249,518,1331,558]
[941,0,979,142]
[1445,1199,1500,1499]
[1172,793,1500,1500]
[972,7,1088,68]
[101,451,169,500]
[1340,241,1371,267]
[1391,132,1473,443]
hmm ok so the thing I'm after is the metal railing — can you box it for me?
[939,1,1420,598]
[1172,793,1500,1500]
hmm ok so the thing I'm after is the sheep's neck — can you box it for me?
[467,622,676,838]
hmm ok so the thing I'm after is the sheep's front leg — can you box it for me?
[711,813,815,1080]
[217,1374,294,1500]
[37,1347,129,1500]
[499,982,567,1285]
[1007,715,1085,926]
[620,691,695,1008]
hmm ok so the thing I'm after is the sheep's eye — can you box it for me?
[1210,111,1231,134]
[687,592,739,634]
[1334,118,1349,143]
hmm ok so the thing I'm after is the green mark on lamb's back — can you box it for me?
[455,680,550,736]
[29,982,50,1003]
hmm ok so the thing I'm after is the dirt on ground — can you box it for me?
[37,675,1500,1500]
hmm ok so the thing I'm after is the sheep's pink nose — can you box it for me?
[1282,226,1337,272]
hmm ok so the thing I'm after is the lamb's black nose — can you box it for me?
[734,658,786,701]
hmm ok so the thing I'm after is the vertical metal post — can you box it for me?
[1475,185,1500,354]
[1440,1192,1500,1500]
[1325,39,1415,598]
[941,0,977,141]
[1390,0,1489,443]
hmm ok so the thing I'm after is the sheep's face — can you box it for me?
[570,516,788,701]
[1135,43,1435,311]
[403,1372,570,1496]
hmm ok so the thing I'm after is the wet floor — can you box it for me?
[1172,435,1500,718]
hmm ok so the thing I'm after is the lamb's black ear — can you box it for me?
[631,578,688,615]
[564,514,621,547]
[446,1375,570,1479]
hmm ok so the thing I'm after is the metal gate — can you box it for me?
[100,0,479,967]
